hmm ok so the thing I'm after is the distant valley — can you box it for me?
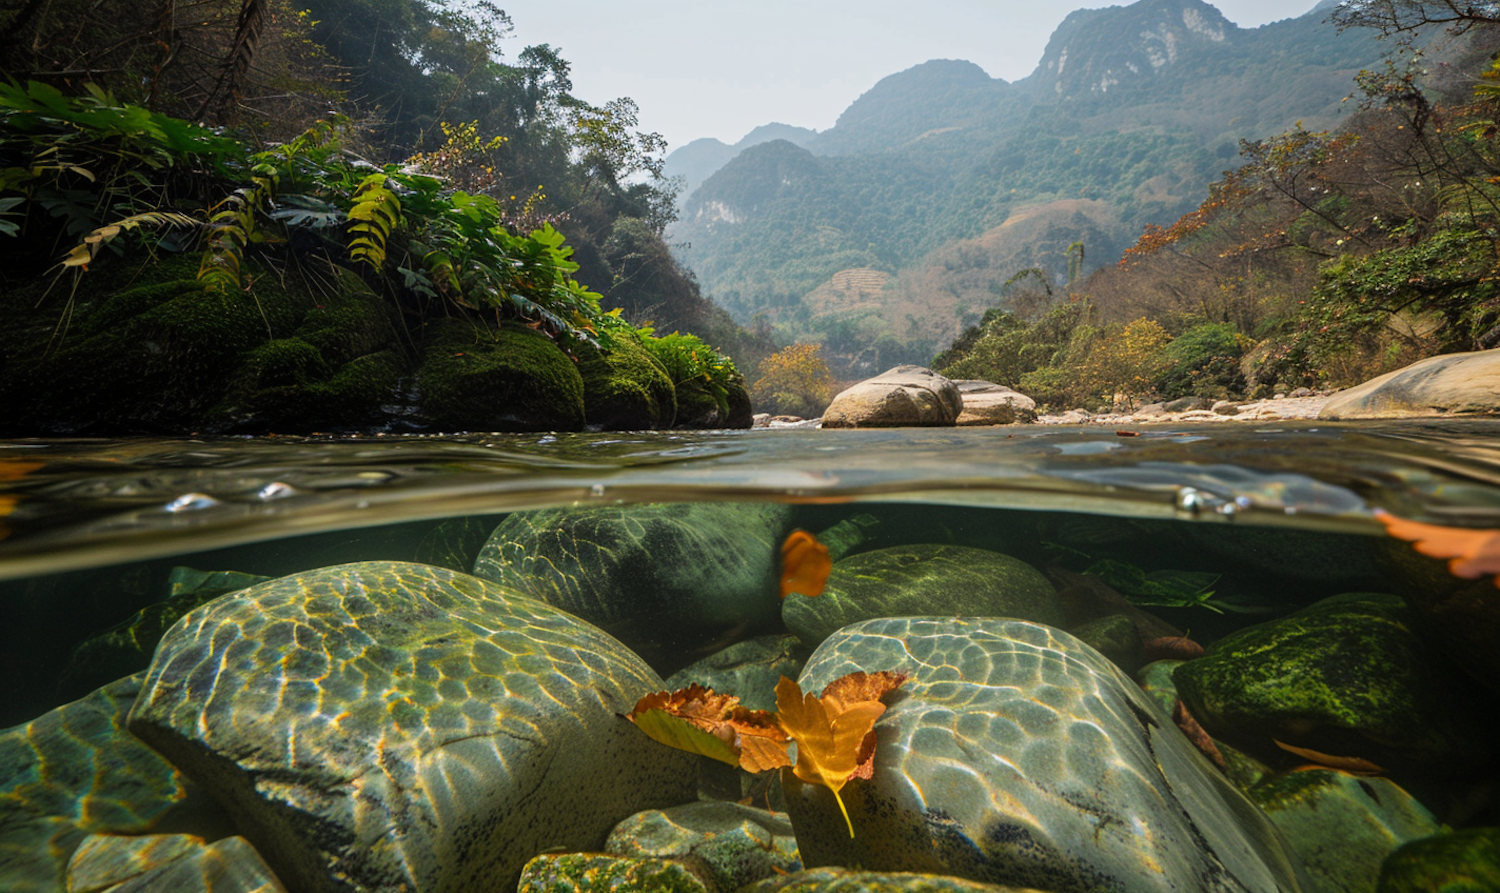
[663,0,1376,376]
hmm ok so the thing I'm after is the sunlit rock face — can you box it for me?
[128,561,697,893]
[786,617,1311,893]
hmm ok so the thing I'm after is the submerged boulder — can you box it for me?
[66,834,285,893]
[0,674,192,893]
[787,617,1310,892]
[821,366,962,428]
[1319,348,1500,419]
[606,801,801,892]
[1173,593,1496,782]
[781,545,1062,649]
[472,504,793,671]
[127,561,697,893]
[1377,827,1500,893]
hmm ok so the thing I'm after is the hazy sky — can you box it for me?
[504,1,1332,153]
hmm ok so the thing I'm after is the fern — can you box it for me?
[59,211,202,270]
[199,162,280,291]
[347,173,402,271]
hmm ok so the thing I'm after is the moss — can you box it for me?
[518,854,710,893]
[578,328,676,430]
[674,372,753,429]
[1378,828,1500,893]
[417,319,585,432]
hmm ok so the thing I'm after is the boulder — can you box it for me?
[781,545,1062,649]
[664,635,805,713]
[740,868,1043,893]
[67,835,286,893]
[472,504,793,671]
[1248,771,1440,893]
[606,802,801,892]
[821,366,962,428]
[0,674,192,893]
[786,617,1311,893]
[951,381,1037,425]
[1173,593,1497,782]
[517,853,710,893]
[577,328,677,431]
[1319,348,1500,419]
[416,318,586,432]
[1375,534,1500,696]
[127,561,697,893]
[1376,827,1500,893]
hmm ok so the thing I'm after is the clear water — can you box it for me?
[2,421,1498,886]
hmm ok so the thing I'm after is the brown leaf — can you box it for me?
[627,685,789,772]
[1374,509,1500,585]
[1274,739,1385,776]
[1143,634,1205,662]
[739,734,793,773]
[780,530,832,599]
[819,670,908,706]
[1173,700,1226,771]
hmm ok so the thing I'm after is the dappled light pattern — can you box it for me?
[0,674,187,893]
[127,561,696,893]
[790,618,1308,893]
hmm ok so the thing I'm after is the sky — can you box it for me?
[503,1,1332,154]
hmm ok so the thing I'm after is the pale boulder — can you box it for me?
[952,380,1037,425]
[821,366,962,428]
[1320,349,1500,419]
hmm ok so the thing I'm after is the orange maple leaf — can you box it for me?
[775,673,905,838]
[626,685,789,772]
[1373,509,1500,584]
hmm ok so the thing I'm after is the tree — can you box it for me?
[750,344,836,417]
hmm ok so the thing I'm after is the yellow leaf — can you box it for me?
[775,676,890,838]
[780,530,831,599]
[630,708,741,766]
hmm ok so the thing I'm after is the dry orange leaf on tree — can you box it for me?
[775,671,907,838]
[1373,508,1500,584]
[626,684,790,773]
[780,529,832,599]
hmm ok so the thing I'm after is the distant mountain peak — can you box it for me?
[1037,0,1243,98]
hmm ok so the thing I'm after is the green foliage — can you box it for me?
[641,329,741,417]
[1084,560,1224,612]
[749,342,836,417]
[1154,322,1250,400]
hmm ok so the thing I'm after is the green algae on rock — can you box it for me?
[126,561,698,893]
[518,853,711,893]
[1249,770,1441,893]
[577,327,678,430]
[739,867,1048,893]
[781,545,1062,649]
[0,674,191,893]
[1376,827,1500,893]
[1172,593,1497,781]
[472,504,793,671]
[788,617,1311,893]
[417,319,586,432]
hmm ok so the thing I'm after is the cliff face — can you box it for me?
[1032,0,1238,100]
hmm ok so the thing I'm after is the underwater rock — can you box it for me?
[68,834,285,893]
[1319,348,1500,419]
[577,327,678,431]
[1173,593,1497,782]
[0,674,190,893]
[1135,660,1271,794]
[665,635,805,713]
[473,503,793,671]
[411,515,506,573]
[1248,770,1440,893]
[416,319,587,432]
[1376,827,1500,893]
[1374,535,1500,697]
[787,617,1310,893]
[781,545,1062,650]
[517,853,711,893]
[1069,612,1144,676]
[739,867,1045,892]
[952,381,1037,426]
[127,561,697,893]
[821,366,963,428]
[57,567,273,701]
[606,801,801,892]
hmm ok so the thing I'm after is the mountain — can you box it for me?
[668,0,1383,377]
[663,122,818,198]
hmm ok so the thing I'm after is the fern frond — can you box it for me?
[348,173,402,270]
[59,211,201,270]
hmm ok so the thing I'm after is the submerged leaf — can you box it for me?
[1374,509,1500,584]
[626,685,788,772]
[1274,739,1385,776]
[780,529,831,599]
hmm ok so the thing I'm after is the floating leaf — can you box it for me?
[1373,509,1500,584]
[1275,739,1385,776]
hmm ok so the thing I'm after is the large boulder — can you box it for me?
[1376,827,1500,893]
[1319,348,1500,419]
[127,561,697,893]
[416,319,586,432]
[952,381,1037,425]
[577,328,677,430]
[472,504,793,671]
[786,617,1310,893]
[1173,593,1497,783]
[821,366,962,428]
[0,674,192,893]
[781,545,1062,649]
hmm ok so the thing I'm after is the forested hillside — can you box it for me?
[669,0,1384,378]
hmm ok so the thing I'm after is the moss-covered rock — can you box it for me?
[517,853,711,893]
[1173,593,1498,782]
[674,372,754,429]
[578,328,676,430]
[416,318,585,432]
[1377,828,1500,893]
